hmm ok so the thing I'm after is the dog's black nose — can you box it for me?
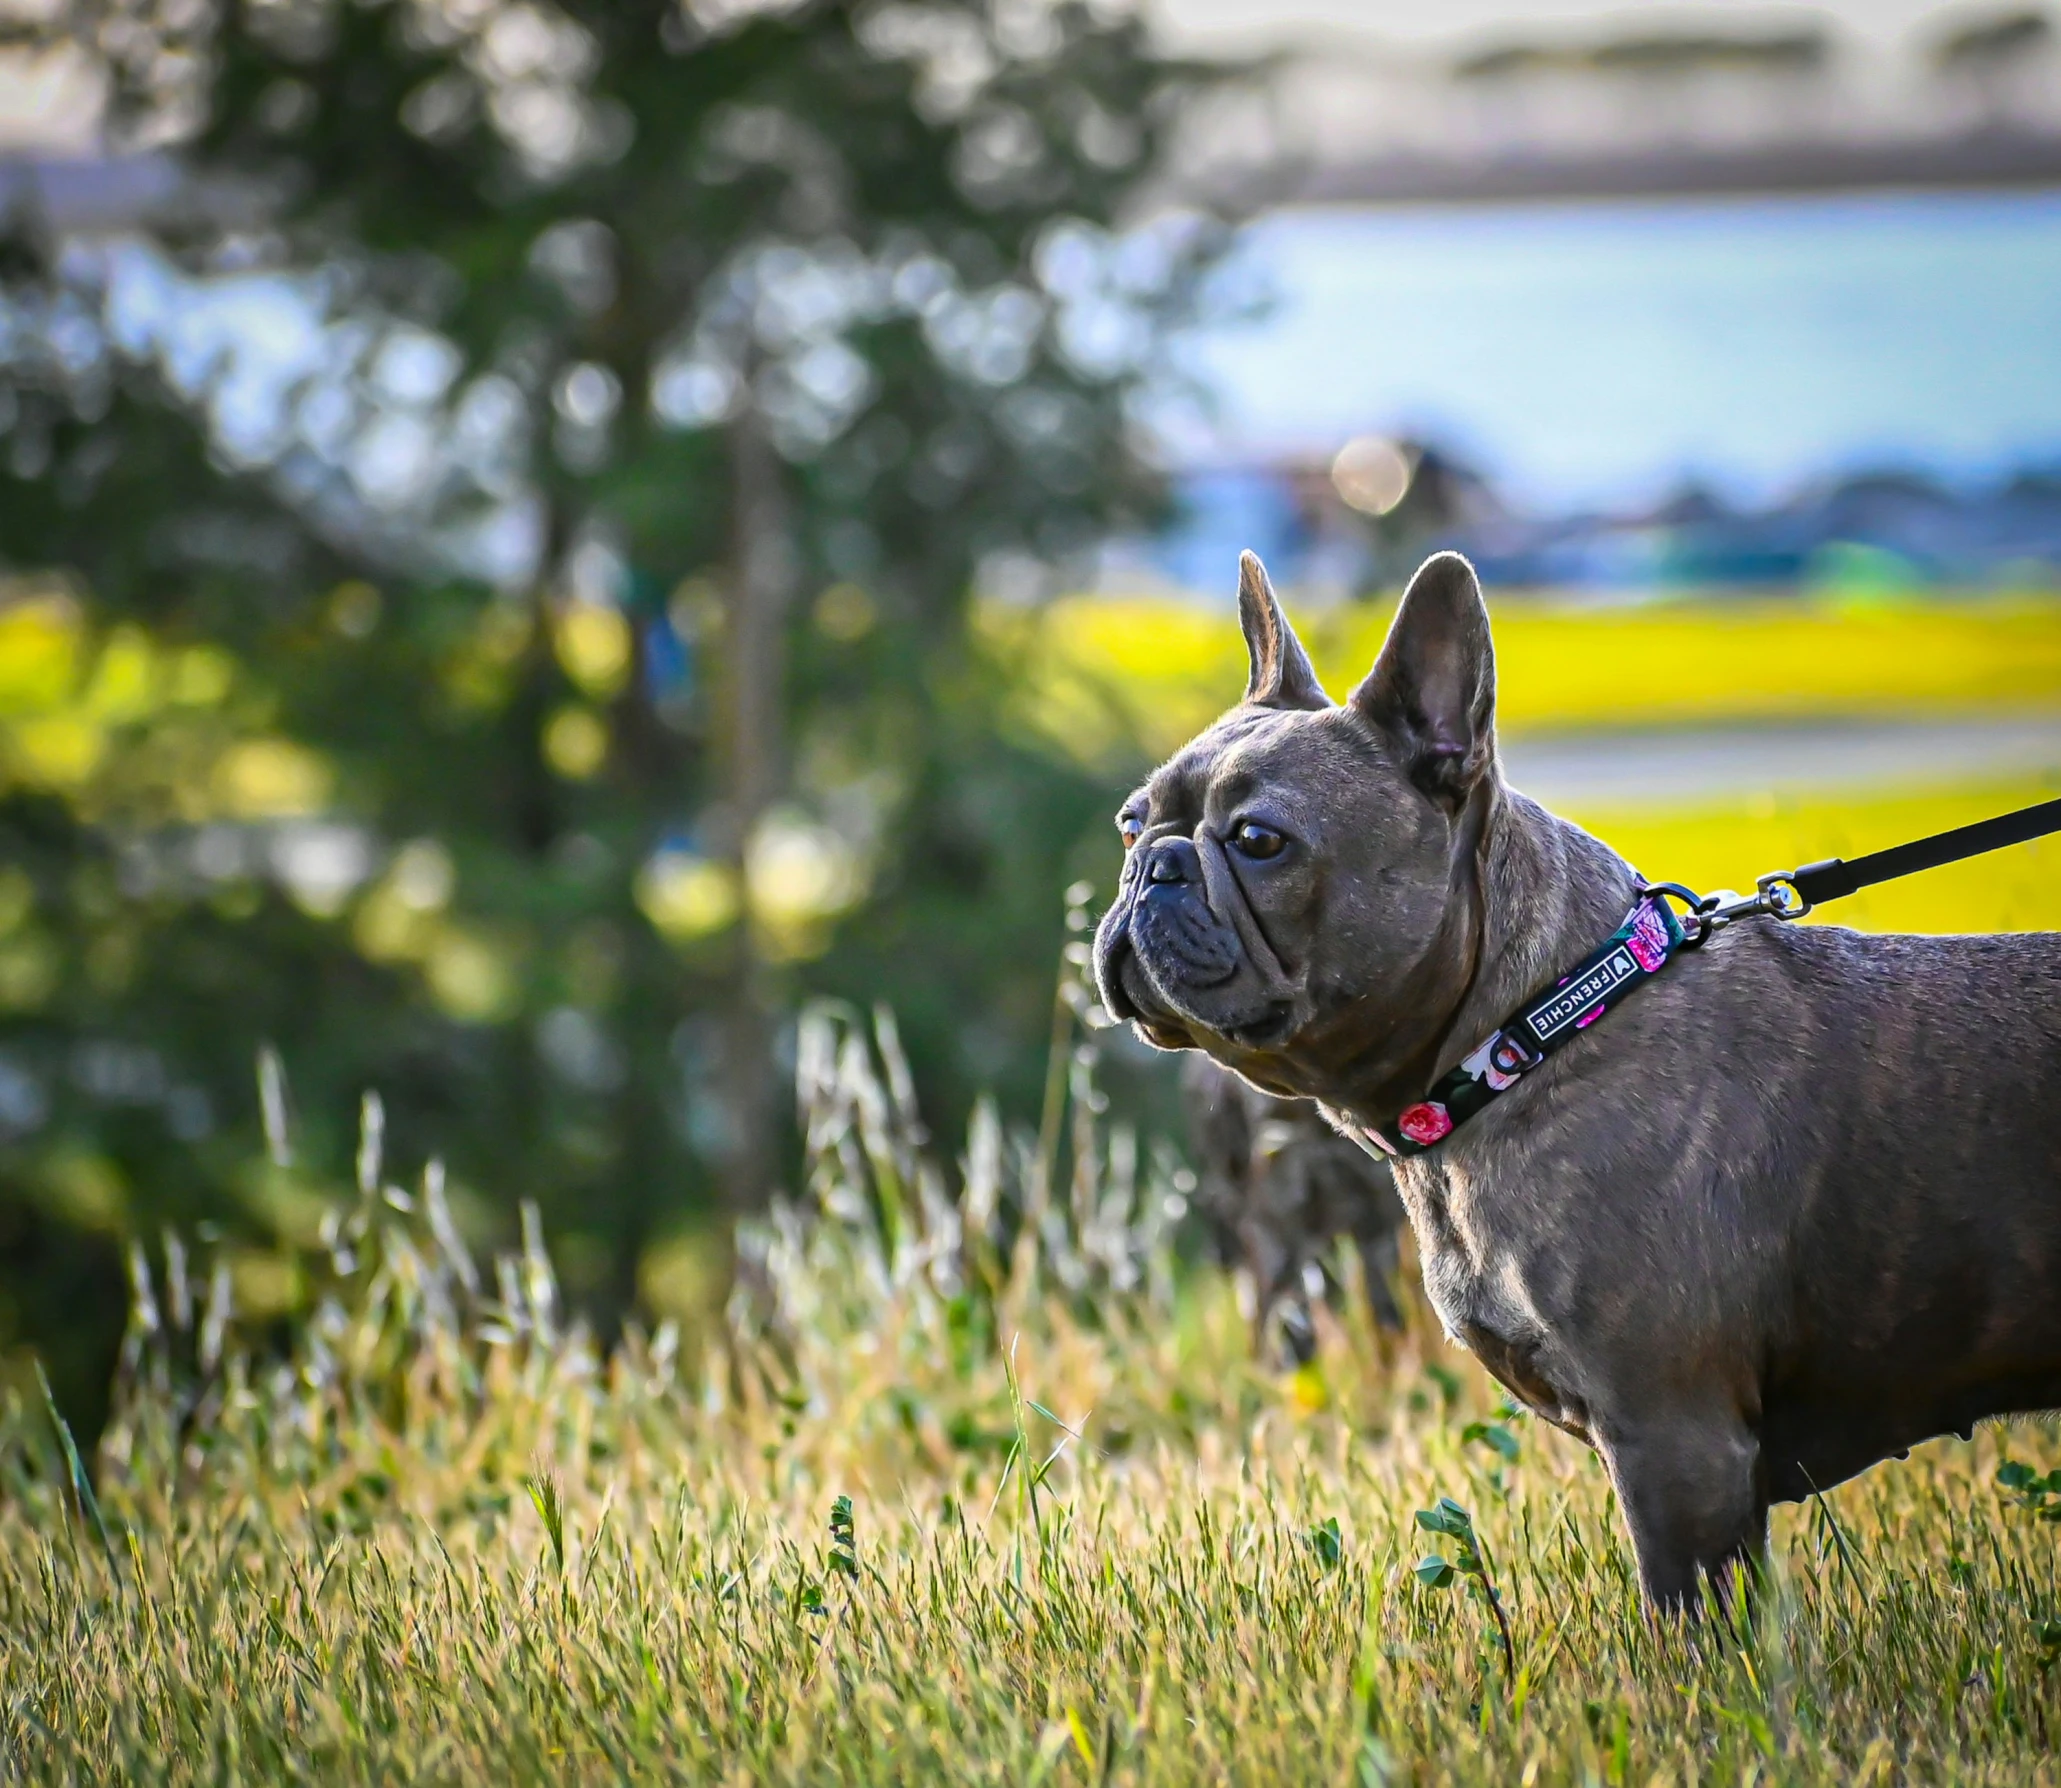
[1145,837,1201,886]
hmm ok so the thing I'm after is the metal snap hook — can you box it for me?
[1756,870,1812,921]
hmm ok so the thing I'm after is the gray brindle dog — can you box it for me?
[1094,548,2061,1609]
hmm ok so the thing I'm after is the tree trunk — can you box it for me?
[718,398,795,1209]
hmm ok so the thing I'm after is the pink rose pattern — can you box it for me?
[1396,1101,1453,1145]
[1626,899,1672,974]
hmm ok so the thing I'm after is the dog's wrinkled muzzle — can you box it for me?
[1093,834,1260,1044]
[1092,853,1151,1024]
[1134,838,1240,988]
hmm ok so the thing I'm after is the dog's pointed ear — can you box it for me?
[1238,551,1328,710]
[1350,551,1497,801]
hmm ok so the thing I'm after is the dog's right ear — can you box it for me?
[1350,551,1497,802]
[1237,551,1329,710]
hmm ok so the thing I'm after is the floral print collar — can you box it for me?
[1356,895,1688,1159]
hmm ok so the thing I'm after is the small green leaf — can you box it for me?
[1308,1516,1344,1570]
[1744,1711,1777,1760]
[1357,1735,1396,1788]
[1998,1461,2037,1491]
[1462,1420,1521,1461]
[1415,1555,1457,1589]
[1415,1497,1474,1540]
[828,1493,858,1580]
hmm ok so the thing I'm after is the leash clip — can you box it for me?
[1700,877,1806,929]
[1754,869,1812,921]
[1638,873,1811,945]
[1637,881,1715,946]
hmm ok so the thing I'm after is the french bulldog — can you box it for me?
[1094,549,2061,1608]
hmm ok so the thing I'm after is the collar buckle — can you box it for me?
[1487,1027,1543,1075]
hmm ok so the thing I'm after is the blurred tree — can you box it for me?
[0,0,1221,1426]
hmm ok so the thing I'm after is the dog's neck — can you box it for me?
[1331,774,1638,1126]
[1439,777,1642,1074]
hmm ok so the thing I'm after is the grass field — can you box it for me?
[6,595,2058,1782]
[7,1010,2061,1785]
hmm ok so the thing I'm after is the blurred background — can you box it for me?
[1,0,2056,1431]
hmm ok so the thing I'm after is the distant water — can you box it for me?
[1175,190,2061,513]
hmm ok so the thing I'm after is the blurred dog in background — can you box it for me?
[1182,1056,1407,1360]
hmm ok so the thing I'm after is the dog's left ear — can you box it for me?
[1350,551,1497,802]
[1238,551,1330,710]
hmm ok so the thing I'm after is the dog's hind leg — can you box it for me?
[1597,1410,1768,1613]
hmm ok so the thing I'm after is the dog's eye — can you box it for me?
[1230,820,1286,860]
[1118,814,1144,850]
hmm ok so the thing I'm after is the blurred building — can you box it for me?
[1104,4,2061,600]
[1113,448,2061,599]
[1156,2,2061,206]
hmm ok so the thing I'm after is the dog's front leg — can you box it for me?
[1596,1409,1767,1612]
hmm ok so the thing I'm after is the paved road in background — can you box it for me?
[1503,716,2061,807]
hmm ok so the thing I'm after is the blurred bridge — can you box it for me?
[1163,9,2061,207]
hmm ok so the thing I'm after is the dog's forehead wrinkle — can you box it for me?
[1203,710,1371,821]
[1144,757,1204,826]
[1147,714,1274,822]
[1148,705,1352,818]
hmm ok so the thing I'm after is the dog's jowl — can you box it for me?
[1094,548,2061,1610]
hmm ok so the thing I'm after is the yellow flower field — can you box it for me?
[987,592,2061,932]
[987,592,2061,762]
[1569,778,2061,937]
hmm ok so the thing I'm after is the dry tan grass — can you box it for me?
[5,1010,2060,1785]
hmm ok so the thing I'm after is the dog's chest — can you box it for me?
[1391,1156,1508,1332]
[1393,1156,1590,1437]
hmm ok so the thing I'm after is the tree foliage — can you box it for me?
[0,0,1222,1424]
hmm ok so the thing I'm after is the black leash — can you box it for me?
[1644,793,2061,941]
[1790,795,2061,908]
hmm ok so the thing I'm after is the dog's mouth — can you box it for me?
[1094,875,1300,1057]
[1221,1001,1295,1049]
